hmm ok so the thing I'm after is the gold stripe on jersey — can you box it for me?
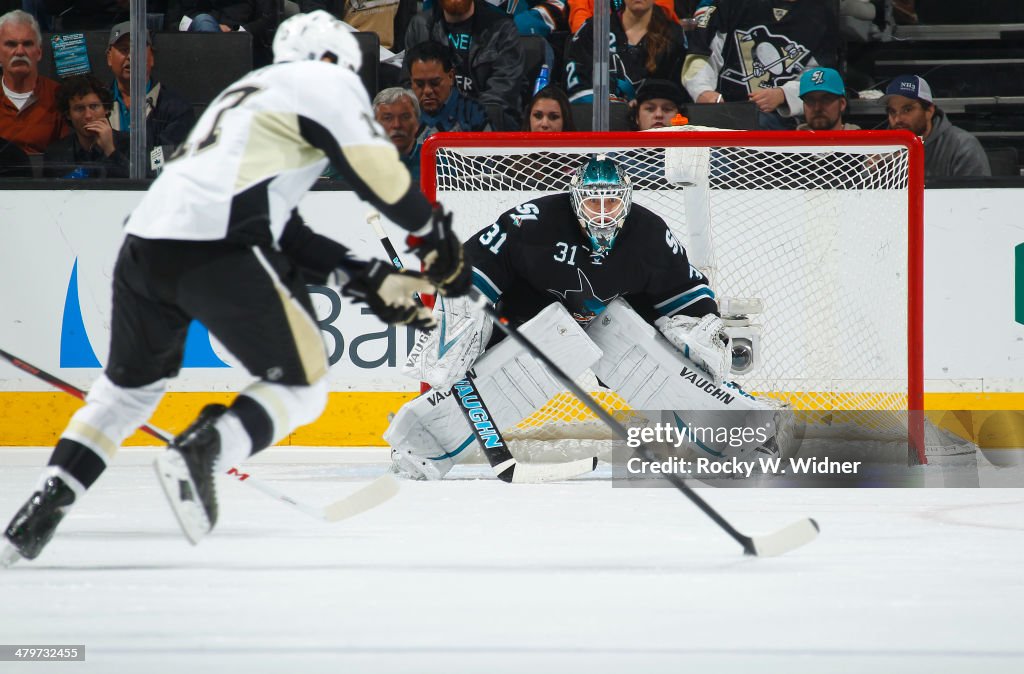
[64,419,119,460]
[251,247,329,384]
[341,143,410,204]
[682,54,712,84]
[235,111,325,192]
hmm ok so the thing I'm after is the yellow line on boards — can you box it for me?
[0,391,1022,447]
[0,391,417,447]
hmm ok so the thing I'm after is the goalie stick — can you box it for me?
[367,210,598,483]
[0,347,399,524]
[471,299,819,557]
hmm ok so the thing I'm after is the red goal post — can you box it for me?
[420,129,925,463]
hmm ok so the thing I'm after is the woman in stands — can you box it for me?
[565,0,687,104]
[522,84,576,133]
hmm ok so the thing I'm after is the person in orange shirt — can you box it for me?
[568,0,680,33]
[0,10,66,155]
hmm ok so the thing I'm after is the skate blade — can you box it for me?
[0,542,23,569]
[154,451,211,546]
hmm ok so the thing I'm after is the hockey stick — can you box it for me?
[472,300,819,556]
[0,347,399,523]
[367,211,597,483]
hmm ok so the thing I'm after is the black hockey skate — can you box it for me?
[2,476,76,566]
[154,404,225,545]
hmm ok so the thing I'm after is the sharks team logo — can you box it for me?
[547,268,619,326]
[721,25,809,94]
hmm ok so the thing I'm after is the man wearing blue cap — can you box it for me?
[797,67,858,131]
[884,74,990,177]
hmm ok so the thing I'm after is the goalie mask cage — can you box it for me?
[422,129,925,464]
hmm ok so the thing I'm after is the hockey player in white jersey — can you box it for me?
[386,154,792,480]
[1,11,472,564]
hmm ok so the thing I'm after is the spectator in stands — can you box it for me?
[167,0,277,65]
[568,0,680,33]
[372,86,422,183]
[504,85,575,187]
[0,9,65,154]
[43,74,129,178]
[522,84,574,131]
[407,40,493,142]
[683,0,839,130]
[429,0,567,81]
[104,21,196,155]
[629,77,685,130]
[341,0,402,49]
[883,74,991,178]
[404,0,525,130]
[797,67,859,131]
[425,0,568,37]
[565,0,686,104]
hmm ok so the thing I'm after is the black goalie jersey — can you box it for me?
[465,193,718,328]
[690,0,838,101]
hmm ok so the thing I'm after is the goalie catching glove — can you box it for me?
[338,259,437,329]
[406,204,473,297]
[655,313,731,383]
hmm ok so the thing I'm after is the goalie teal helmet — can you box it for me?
[273,10,362,72]
[569,154,633,256]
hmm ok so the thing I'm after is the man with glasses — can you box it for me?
[105,21,195,161]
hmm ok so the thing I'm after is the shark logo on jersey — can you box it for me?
[721,25,809,94]
[547,268,619,326]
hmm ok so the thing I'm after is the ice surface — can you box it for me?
[1,447,1023,674]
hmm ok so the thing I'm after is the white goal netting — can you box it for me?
[424,128,923,458]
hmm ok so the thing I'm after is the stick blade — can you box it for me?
[322,474,400,522]
[510,456,599,484]
[746,518,820,557]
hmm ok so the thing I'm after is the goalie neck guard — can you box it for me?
[569,154,633,257]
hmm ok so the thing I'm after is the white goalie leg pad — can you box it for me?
[589,298,795,464]
[238,377,329,446]
[60,374,167,465]
[385,302,603,479]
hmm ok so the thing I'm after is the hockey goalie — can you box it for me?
[385,154,795,480]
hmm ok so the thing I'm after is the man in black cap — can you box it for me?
[631,79,686,131]
[105,21,195,163]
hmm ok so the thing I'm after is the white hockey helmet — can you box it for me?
[569,154,633,256]
[272,10,362,72]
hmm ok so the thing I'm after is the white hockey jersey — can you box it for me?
[125,60,428,243]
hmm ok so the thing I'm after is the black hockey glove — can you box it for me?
[340,259,437,330]
[405,204,473,297]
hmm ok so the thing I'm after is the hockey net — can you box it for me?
[422,129,924,462]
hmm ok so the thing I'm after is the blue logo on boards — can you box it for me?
[59,258,229,369]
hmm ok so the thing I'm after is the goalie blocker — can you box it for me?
[386,299,794,479]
